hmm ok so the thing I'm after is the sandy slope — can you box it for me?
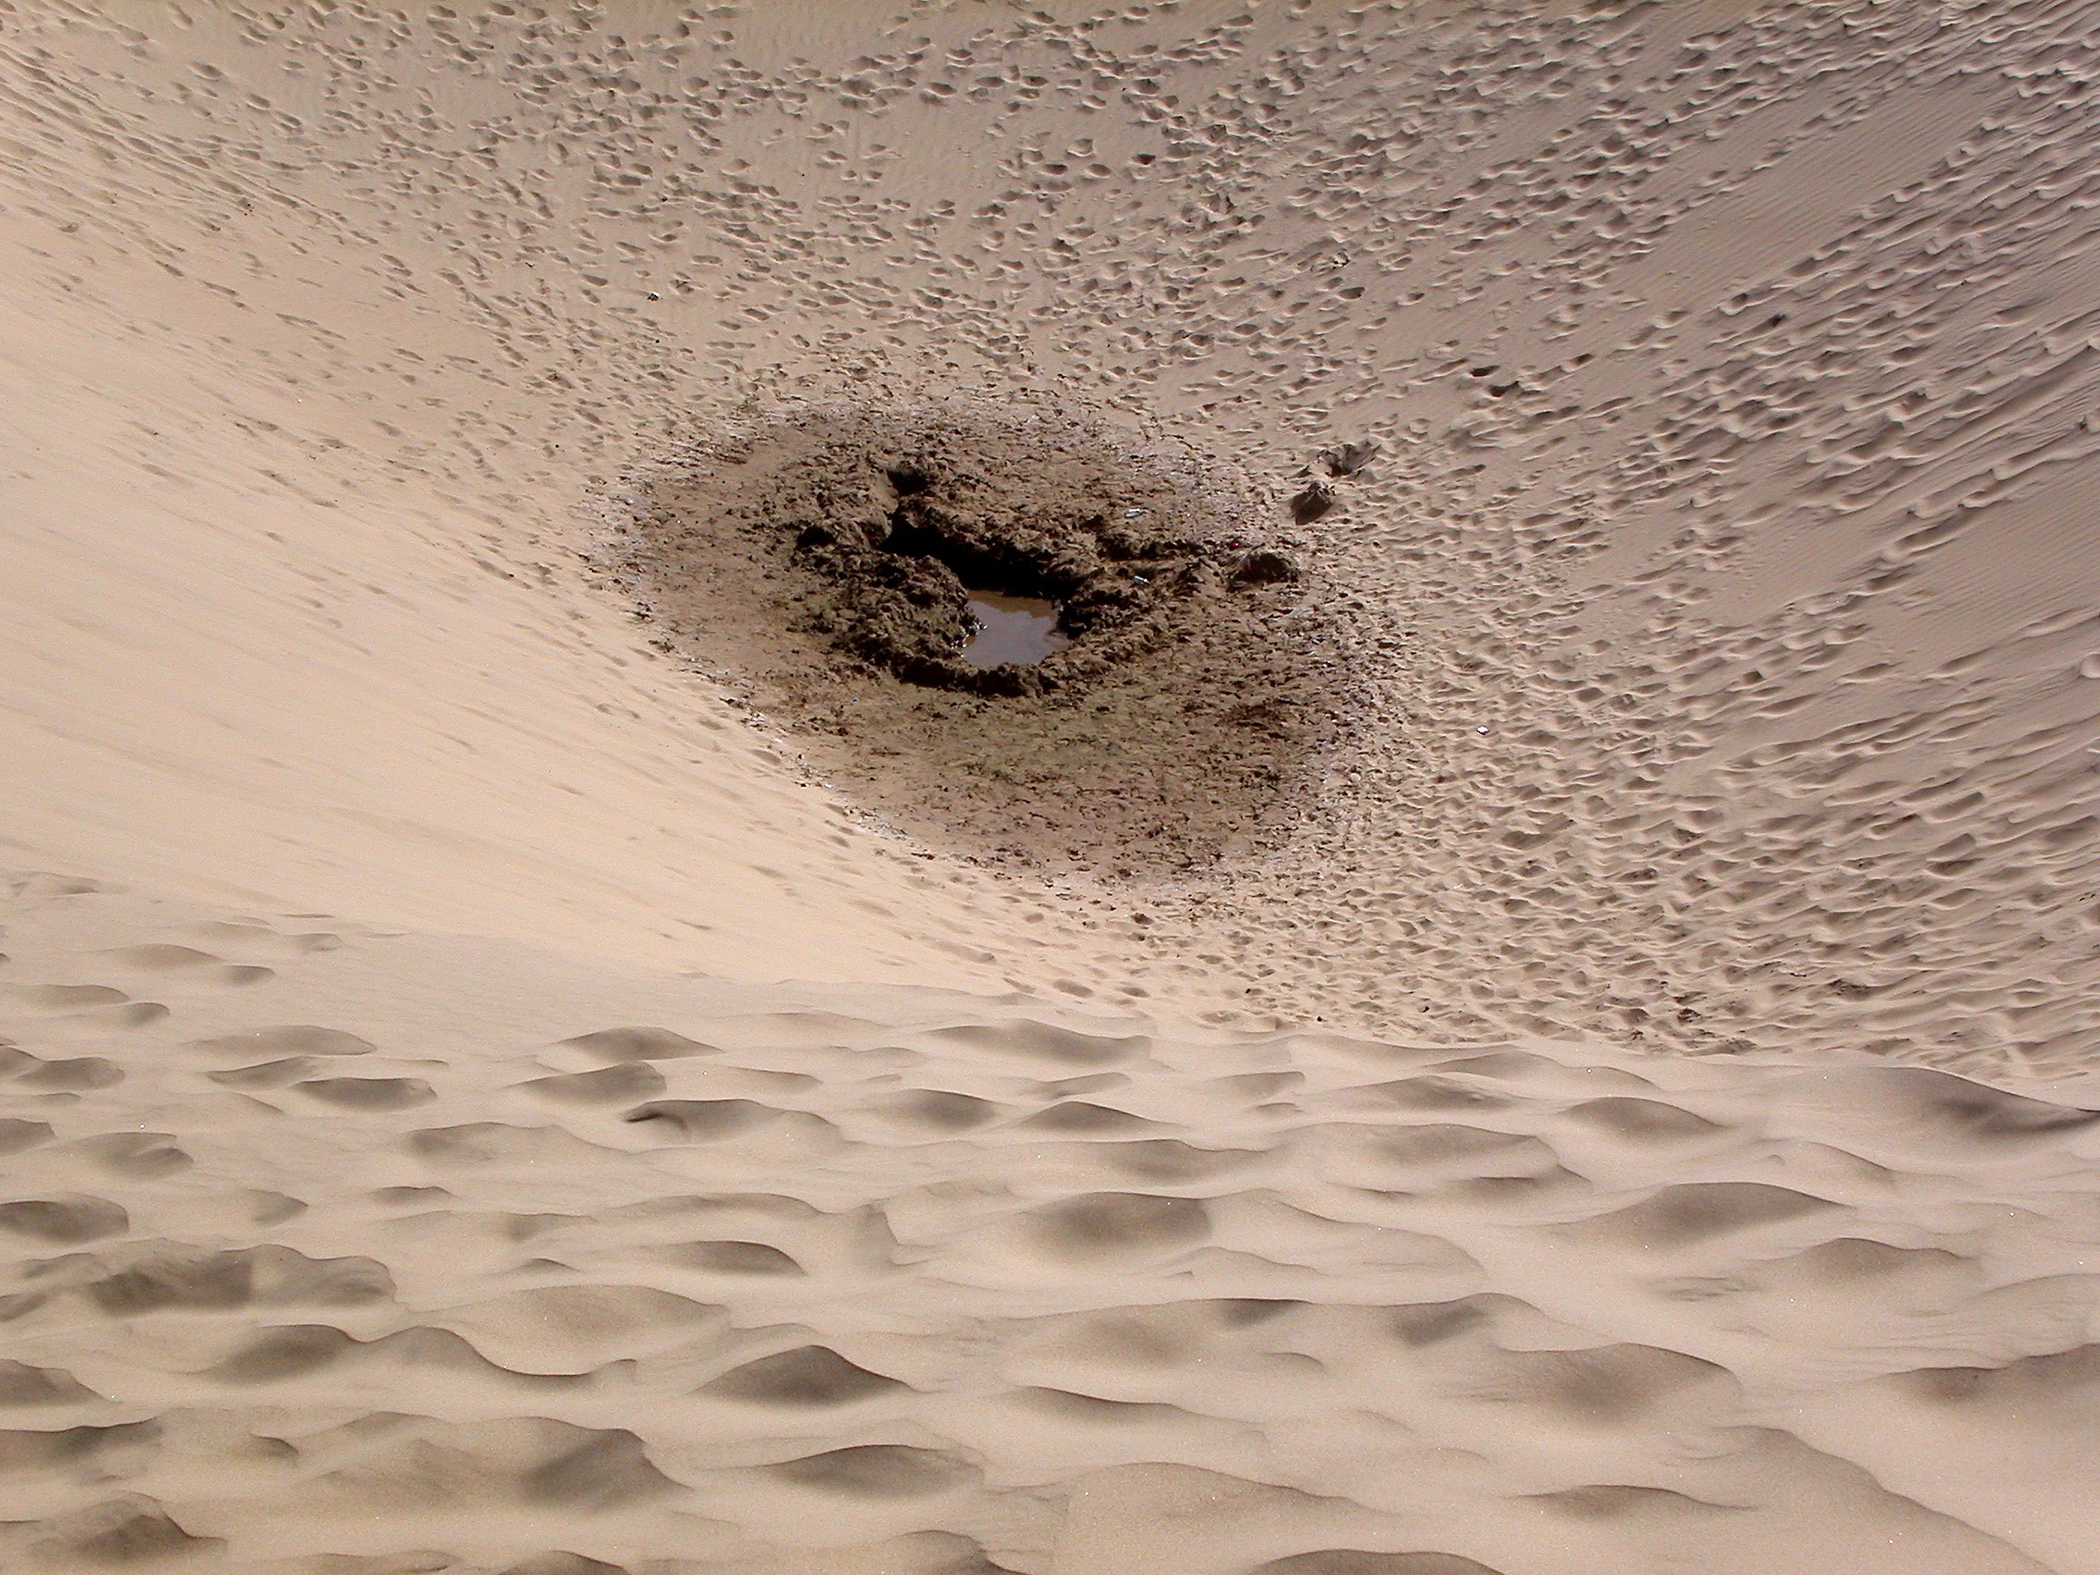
[4,0,2097,1055]
[3,874,2098,1573]
[4,0,2100,1570]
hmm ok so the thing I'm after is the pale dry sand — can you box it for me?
[4,1,2100,1571]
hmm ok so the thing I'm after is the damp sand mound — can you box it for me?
[616,404,1346,874]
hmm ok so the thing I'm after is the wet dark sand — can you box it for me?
[618,402,1346,878]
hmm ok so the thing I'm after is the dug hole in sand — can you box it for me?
[612,399,1336,875]
[4,3,2100,1574]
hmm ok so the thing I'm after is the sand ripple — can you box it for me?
[3,877,2093,1573]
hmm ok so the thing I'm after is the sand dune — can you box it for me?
[3,877,2097,1572]
[5,0,2099,1570]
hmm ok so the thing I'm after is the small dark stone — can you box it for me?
[1230,549,1301,588]
[1320,439,1380,477]
[1289,482,1336,523]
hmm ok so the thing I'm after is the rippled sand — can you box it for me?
[4,2,2099,1572]
[5,878,2096,1573]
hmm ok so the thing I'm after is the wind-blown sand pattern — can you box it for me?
[5,1,2100,1571]
[5,879,2098,1573]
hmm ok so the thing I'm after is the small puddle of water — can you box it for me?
[962,592,1070,669]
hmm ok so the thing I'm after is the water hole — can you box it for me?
[962,592,1071,669]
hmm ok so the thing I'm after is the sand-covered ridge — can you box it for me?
[5,0,2100,1570]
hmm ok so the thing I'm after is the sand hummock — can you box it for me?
[5,2,2100,1572]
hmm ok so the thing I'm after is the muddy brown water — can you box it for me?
[962,593,1071,669]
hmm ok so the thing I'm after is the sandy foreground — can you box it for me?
[4,1,2100,1571]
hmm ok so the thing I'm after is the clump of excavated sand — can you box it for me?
[5,2,2100,1573]
[614,400,1334,874]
